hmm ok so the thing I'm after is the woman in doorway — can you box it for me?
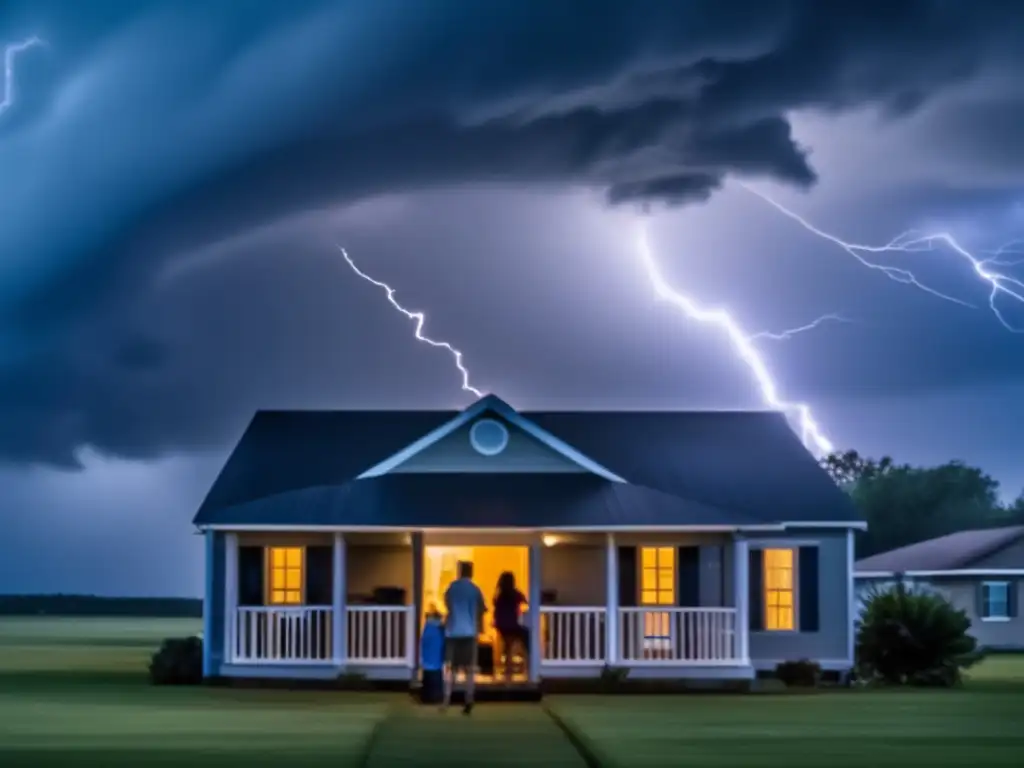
[492,571,528,680]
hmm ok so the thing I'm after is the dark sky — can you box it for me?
[2,1,1023,597]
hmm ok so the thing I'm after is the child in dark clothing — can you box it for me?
[492,572,528,680]
[420,607,445,704]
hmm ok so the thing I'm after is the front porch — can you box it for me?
[206,530,753,682]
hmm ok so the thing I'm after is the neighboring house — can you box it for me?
[855,526,1024,650]
[193,394,863,686]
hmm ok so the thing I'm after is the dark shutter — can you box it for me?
[798,546,820,633]
[238,546,264,606]
[1008,582,1018,619]
[748,548,763,631]
[618,546,637,607]
[305,546,333,606]
[677,546,700,607]
[976,582,986,618]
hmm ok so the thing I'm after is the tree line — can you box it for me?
[0,594,202,617]
[821,450,1024,558]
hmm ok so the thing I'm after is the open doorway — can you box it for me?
[423,545,530,683]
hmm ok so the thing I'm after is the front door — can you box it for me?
[423,545,531,679]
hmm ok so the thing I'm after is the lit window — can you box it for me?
[981,582,1009,620]
[764,548,795,630]
[641,547,675,639]
[267,547,303,605]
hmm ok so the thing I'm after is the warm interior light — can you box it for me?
[542,535,557,547]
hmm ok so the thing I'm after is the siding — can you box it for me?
[389,417,586,473]
[746,530,851,666]
[208,532,226,674]
[935,578,1024,650]
[347,545,413,602]
[543,545,606,605]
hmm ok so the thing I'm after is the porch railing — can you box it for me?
[540,607,607,664]
[232,606,333,663]
[347,605,414,665]
[619,607,738,664]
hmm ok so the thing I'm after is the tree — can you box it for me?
[822,451,1012,558]
[820,449,893,486]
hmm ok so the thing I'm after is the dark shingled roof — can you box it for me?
[855,526,1024,573]
[204,474,764,529]
[193,395,860,528]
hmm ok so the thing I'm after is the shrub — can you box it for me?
[598,664,630,691]
[775,659,821,687]
[856,582,980,687]
[149,636,203,685]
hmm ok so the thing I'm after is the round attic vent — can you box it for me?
[469,418,509,456]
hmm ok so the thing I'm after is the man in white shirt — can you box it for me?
[442,560,486,713]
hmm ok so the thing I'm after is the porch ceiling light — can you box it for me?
[469,418,509,456]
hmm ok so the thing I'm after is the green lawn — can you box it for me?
[1,615,1023,766]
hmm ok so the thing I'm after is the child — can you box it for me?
[419,606,445,704]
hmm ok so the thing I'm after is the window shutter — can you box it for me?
[798,546,820,633]
[677,546,700,607]
[748,548,763,631]
[238,546,264,606]
[618,546,637,607]
[305,546,333,606]
[1009,582,1019,619]
[976,582,986,618]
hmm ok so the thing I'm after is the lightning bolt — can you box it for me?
[751,313,854,342]
[738,183,1024,333]
[1,36,43,118]
[638,230,834,455]
[338,246,484,398]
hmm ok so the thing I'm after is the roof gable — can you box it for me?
[389,413,587,473]
[358,395,625,482]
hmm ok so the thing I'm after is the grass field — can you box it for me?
[1,615,1023,766]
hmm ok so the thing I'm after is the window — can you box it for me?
[641,547,675,641]
[981,581,1009,621]
[267,547,304,605]
[764,548,795,630]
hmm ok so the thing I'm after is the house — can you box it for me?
[193,394,863,686]
[854,526,1024,649]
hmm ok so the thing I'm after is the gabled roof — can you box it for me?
[855,525,1024,575]
[193,394,861,527]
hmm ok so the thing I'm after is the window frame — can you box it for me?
[637,546,677,647]
[265,545,305,606]
[748,543,803,633]
[981,580,1010,622]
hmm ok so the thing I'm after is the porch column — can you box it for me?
[410,532,424,671]
[528,540,542,682]
[605,533,619,664]
[223,532,238,664]
[733,535,749,663]
[332,533,347,666]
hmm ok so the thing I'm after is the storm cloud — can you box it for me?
[1,0,1024,466]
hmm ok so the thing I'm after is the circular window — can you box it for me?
[469,418,509,456]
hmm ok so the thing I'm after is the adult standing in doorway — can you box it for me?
[442,560,486,714]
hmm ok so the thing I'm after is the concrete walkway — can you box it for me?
[363,703,590,767]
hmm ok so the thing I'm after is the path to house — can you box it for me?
[362,702,591,767]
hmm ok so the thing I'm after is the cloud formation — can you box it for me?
[1,0,1023,465]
